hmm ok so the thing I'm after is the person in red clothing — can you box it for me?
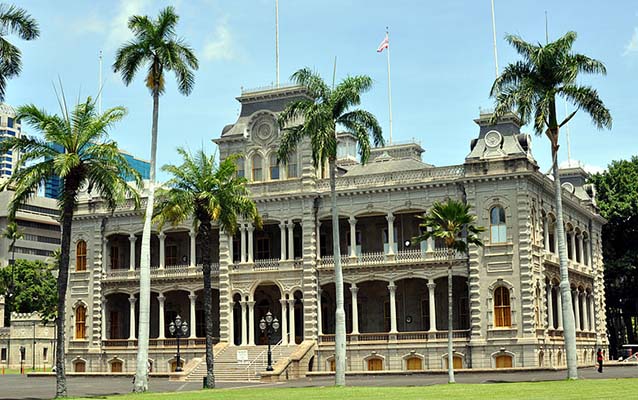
[597,348,604,373]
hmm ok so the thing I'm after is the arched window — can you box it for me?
[75,305,87,339]
[493,286,511,327]
[76,240,87,271]
[236,157,245,178]
[490,206,507,243]
[251,154,263,181]
[287,152,298,178]
[269,153,279,180]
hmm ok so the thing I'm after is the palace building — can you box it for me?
[62,85,607,379]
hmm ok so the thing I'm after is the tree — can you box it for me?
[277,68,383,386]
[414,199,483,383]
[491,31,612,379]
[0,97,140,397]
[2,221,23,325]
[113,6,198,392]
[589,156,638,357]
[0,3,39,102]
[154,148,259,388]
[0,259,57,324]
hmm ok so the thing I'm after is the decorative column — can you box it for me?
[556,288,564,330]
[102,237,109,272]
[228,234,234,264]
[279,222,287,261]
[553,225,559,254]
[287,221,295,260]
[573,289,581,331]
[349,216,357,258]
[240,301,248,345]
[586,239,592,267]
[128,295,137,340]
[570,232,576,261]
[547,283,554,329]
[280,299,289,345]
[247,223,255,263]
[317,288,323,335]
[129,234,136,271]
[577,234,584,264]
[427,280,437,331]
[158,294,166,339]
[544,217,550,251]
[589,294,596,332]
[228,301,235,345]
[388,282,398,333]
[579,292,586,331]
[247,300,255,345]
[158,232,166,269]
[240,224,247,263]
[288,298,296,344]
[189,292,197,338]
[101,297,108,340]
[386,212,395,256]
[351,284,360,334]
[316,221,321,260]
[189,229,197,267]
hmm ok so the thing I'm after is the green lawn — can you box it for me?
[71,378,638,400]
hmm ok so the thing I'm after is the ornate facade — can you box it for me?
[64,85,607,377]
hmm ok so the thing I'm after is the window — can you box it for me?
[111,360,123,373]
[548,217,556,253]
[406,357,422,371]
[7,117,14,128]
[490,206,507,243]
[76,240,87,271]
[367,358,383,371]
[74,361,86,372]
[329,359,336,371]
[445,355,463,369]
[269,154,279,180]
[110,246,120,269]
[110,311,121,339]
[236,157,245,178]
[75,305,87,339]
[287,152,298,178]
[495,355,513,368]
[256,234,271,259]
[1,348,6,362]
[166,245,178,266]
[494,286,511,327]
[251,154,263,181]
[43,347,48,362]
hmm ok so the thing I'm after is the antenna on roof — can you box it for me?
[98,50,103,114]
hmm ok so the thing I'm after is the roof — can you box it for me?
[343,152,433,176]
[0,103,16,116]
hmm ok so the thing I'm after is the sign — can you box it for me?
[236,350,249,364]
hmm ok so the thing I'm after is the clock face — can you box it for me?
[485,130,503,148]
[251,115,278,144]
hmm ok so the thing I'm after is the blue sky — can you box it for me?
[8,0,638,178]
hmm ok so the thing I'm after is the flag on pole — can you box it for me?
[377,34,389,52]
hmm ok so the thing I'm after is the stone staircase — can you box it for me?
[185,343,297,382]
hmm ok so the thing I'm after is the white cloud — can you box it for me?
[202,18,239,61]
[73,13,108,35]
[623,27,638,55]
[105,0,153,50]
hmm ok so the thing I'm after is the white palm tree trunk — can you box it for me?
[447,251,455,383]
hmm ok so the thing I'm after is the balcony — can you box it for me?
[318,249,467,270]
[102,263,219,283]
[232,258,303,273]
[318,330,471,345]
[101,337,217,349]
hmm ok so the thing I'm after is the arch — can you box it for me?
[493,286,512,328]
[248,280,285,299]
[108,357,124,373]
[538,350,545,367]
[252,283,283,344]
[490,206,507,243]
[75,304,87,339]
[72,357,87,373]
[402,352,425,371]
[442,352,464,370]
[76,240,87,271]
[325,355,336,372]
[362,353,385,371]
[491,350,516,368]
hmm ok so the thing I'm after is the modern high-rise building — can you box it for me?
[0,103,21,180]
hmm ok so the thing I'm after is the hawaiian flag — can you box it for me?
[377,34,389,52]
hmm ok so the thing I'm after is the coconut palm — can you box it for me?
[153,148,259,389]
[0,97,140,397]
[491,31,611,379]
[277,68,383,386]
[414,199,484,383]
[113,6,198,391]
[2,221,22,326]
[0,3,39,102]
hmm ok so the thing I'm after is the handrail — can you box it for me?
[244,339,283,379]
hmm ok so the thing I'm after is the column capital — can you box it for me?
[189,229,197,238]
[388,282,397,292]
[386,212,395,222]
[280,299,288,306]
[247,300,255,307]
[279,221,286,229]
[348,216,357,225]
[102,237,109,245]
[287,298,295,306]
[317,220,322,227]
[247,223,255,233]
[101,296,108,305]
[350,285,359,294]
[427,282,436,290]
[240,300,247,306]
[189,293,197,302]
[240,224,247,232]
[129,234,136,242]
[128,296,137,305]
[286,220,295,228]
[158,231,166,240]
[157,294,166,303]
[317,288,323,295]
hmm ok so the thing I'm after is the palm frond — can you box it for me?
[0,4,39,40]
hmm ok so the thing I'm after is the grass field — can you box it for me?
[70,378,638,400]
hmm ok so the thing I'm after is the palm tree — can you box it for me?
[154,148,260,389]
[0,3,39,102]
[277,68,383,386]
[113,6,198,391]
[491,31,611,379]
[414,199,484,383]
[2,221,22,326]
[0,97,141,397]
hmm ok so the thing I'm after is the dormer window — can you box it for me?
[252,154,263,181]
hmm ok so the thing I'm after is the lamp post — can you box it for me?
[259,311,280,371]
[168,315,189,372]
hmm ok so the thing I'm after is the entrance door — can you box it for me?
[111,361,123,373]
[367,358,383,371]
[406,357,422,371]
[495,355,512,368]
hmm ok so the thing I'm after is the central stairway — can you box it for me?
[186,343,297,382]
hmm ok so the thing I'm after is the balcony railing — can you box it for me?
[103,263,219,282]
[232,258,304,272]
[318,249,466,269]
[102,337,216,349]
[318,330,471,344]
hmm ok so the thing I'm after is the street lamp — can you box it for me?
[259,311,280,371]
[168,315,189,372]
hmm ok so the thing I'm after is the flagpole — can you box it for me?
[98,50,103,114]
[385,27,393,145]
[490,0,499,78]
[275,0,280,87]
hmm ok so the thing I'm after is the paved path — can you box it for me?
[0,366,636,399]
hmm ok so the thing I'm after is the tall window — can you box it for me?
[287,152,298,178]
[493,286,511,327]
[110,246,119,269]
[269,153,279,180]
[252,154,263,181]
[75,305,87,339]
[76,240,87,271]
[490,206,507,243]
[166,245,178,266]
[236,157,245,178]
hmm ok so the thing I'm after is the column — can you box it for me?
[578,235,584,264]
[589,294,596,332]
[386,212,395,256]
[158,294,166,339]
[101,297,108,340]
[129,234,136,271]
[189,229,197,267]
[349,216,357,258]
[228,233,234,263]
[189,292,197,338]
[553,225,559,254]
[546,284,554,329]
[288,298,296,344]
[280,299,288,345]
[158,232,166,269]
[426,227,434,254]
[556,288,564,330]
[247,223,255,263]
[279,222,287,261]
[317,288,323,335]
[240,224,247,263]
[587,240,592,267]
[102,237,109,272]
[573,289,581,331]
[316,221,321,260]
[287,221,295,260]
[388,282,397,333]
[247,300,255,345]
[427,280,437,331]
[579,292,586,331]
[128,295,137,340]
[351,284,359,334]
[544,217,550,251]
[240,301,248,345]
[570,232,576,261]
